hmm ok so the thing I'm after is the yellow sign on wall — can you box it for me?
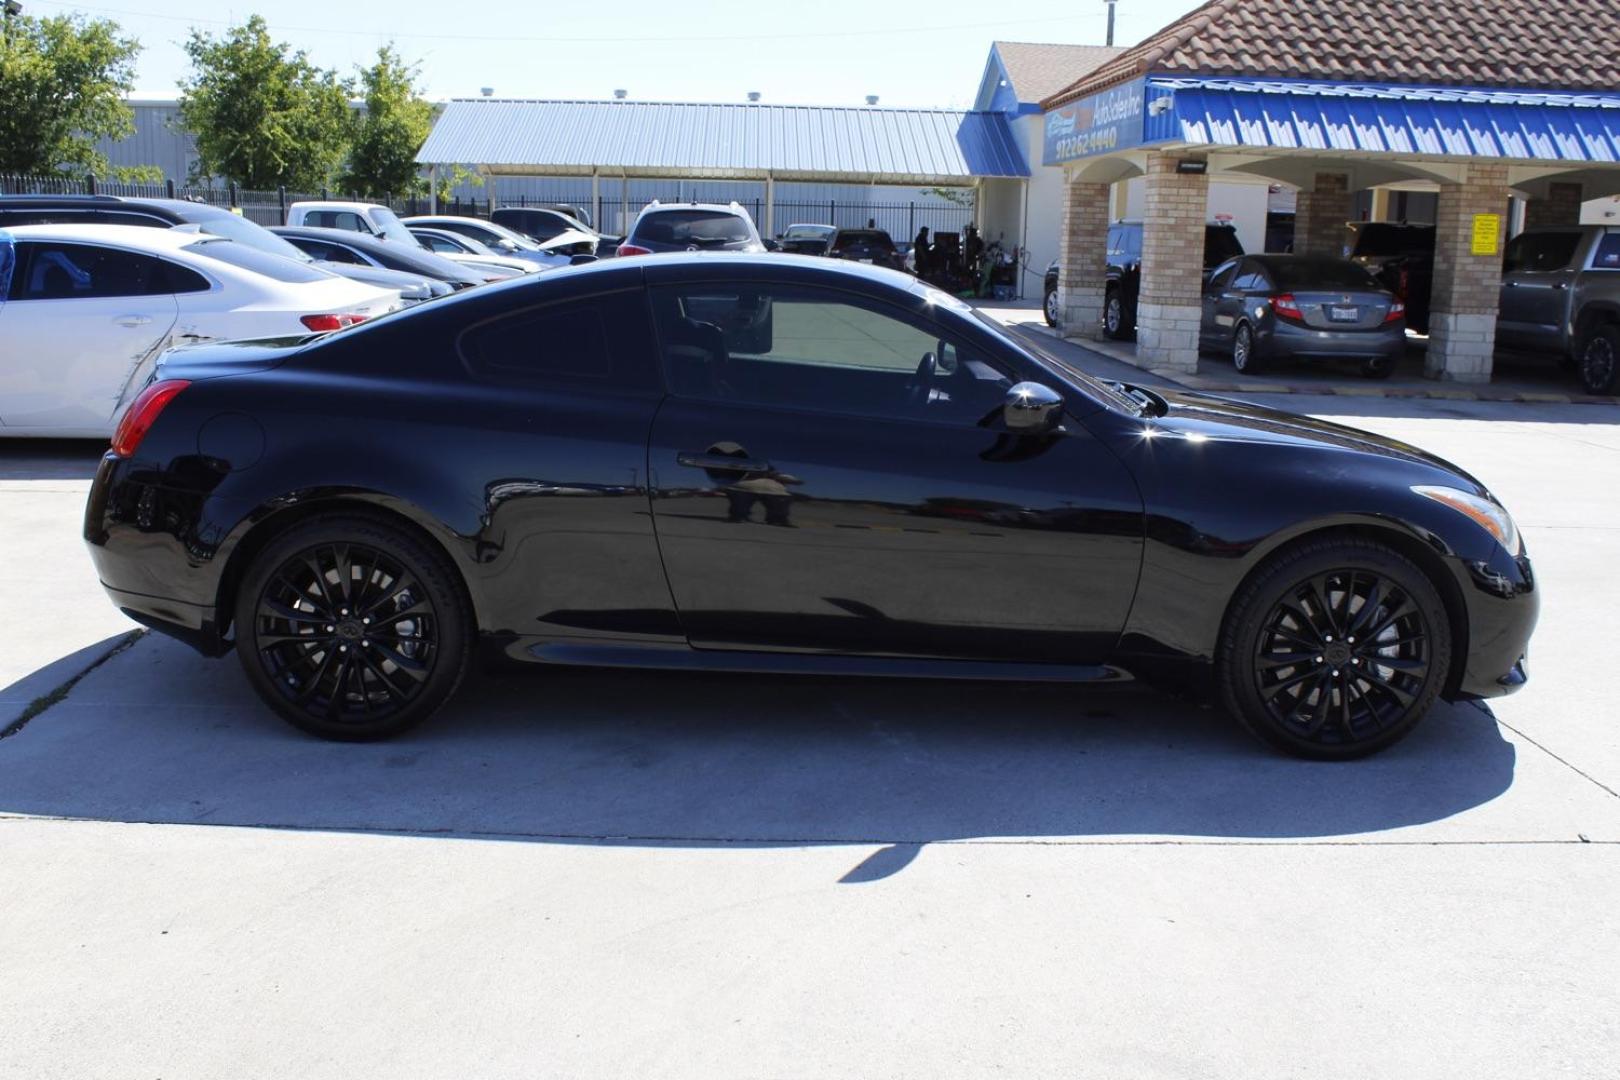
[1471,213,1502,256]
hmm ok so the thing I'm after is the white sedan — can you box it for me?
[0,224,400,439]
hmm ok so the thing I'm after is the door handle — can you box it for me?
[114,315,152,327]
[677,452,771,473]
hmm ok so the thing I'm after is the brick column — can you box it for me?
[1524,181,1584,228]
[1292,172,1351,256]
[1426,163,1510,383]
[1057,179,1111,340]
[1136,152,1208,375]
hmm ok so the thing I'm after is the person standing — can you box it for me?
[913,226,932,277]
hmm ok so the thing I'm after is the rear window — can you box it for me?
[182,239,333,283]
[172,206,314,261]
[1203,226,1243,266]
[832,231,895,251]
[1267,258,1382,291]
[634,210,752,245]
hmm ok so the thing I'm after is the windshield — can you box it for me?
[637,210,753,245]
[784,225,833,240]
[370,207,419,246]
[960,303,1142,415]
[173,207,316,263]
[183,238,335,283]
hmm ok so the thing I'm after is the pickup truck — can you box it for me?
[1497,224,1620,394]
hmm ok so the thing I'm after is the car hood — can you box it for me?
[1141,386,1487,491]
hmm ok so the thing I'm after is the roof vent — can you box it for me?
[613,88,628,100]
[747,91,761,102]
[865,94,879,106]
[480,87,494,97]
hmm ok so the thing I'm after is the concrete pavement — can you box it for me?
[2,367,1617,1077]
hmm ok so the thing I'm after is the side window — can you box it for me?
[649,284,1011,425]
[1504,232,1580,273]
[457,289,658,391]
[1590,233,1620,269]
[320,244,367,265]
[1232,261,1269,291]
[1207,260,1240,291]
[10,242,171,300]
[162,261,211,294]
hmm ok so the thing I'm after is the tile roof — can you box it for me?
[992,42,1123,104]
[1042,0,1620,109]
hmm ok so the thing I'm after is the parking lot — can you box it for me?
[2,323,1616,1078]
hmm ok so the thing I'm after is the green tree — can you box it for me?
[0,13,141,176]
[340,45,434,197]
[177,15,352,189]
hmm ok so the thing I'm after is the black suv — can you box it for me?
[1043,221,1243,336]
[827,228,905,271]
[1345,221,1436,334]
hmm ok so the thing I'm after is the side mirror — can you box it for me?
[497,238,518,251]
[1003,382,1065,433]
[569,253,598,266]
[762,238,780,252]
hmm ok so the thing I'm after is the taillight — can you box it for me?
[616,243,652,257]
[1270,293,1304,321]
[1384,300,1407,324]
[300,313,369,332]
[111,379,190,458]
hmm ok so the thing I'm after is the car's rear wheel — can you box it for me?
[1577,324,1620,395]
[1232,322,1265,374]
[1218,538,1451,759]
[1360,354,1396,379]
[1043,286,1060,327]
[1103,287,1129,340]
[234,515,472,741]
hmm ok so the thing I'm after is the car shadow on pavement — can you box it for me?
[0,439,107,481]
[0,634,1518,878]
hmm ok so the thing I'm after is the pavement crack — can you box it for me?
[1493,712,1620,801]
[0,630,147,741]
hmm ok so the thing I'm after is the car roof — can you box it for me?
[1,223,210,250]
[640,202,747,215]
[0,194,236,219]
[402,216,491,225]
[289,201,386,212]
[272,225,388,246]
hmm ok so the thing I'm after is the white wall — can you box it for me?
[1115,175,1272,254]
[1017,113,1069,297]
[1583,195,1620,224]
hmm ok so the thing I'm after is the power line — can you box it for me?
[26,1,1106,44]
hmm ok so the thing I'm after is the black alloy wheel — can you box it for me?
[1232,323,1264,374]
[235,515,471,740]
[1578,325,1620,395]
[1219,539,1450,759]
[1043,286,1060,327]
[1103,288,1129,340]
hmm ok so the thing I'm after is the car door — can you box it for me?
[1498,230,1583,348]
[0,240,179,433]
[644,276,1144,663]
[1200,260,1241,348]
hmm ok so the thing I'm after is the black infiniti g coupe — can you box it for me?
[84,254,1537,759]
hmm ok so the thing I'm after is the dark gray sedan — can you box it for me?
[1200,254,1407,378]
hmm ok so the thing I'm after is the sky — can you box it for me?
[22,0,1210,107]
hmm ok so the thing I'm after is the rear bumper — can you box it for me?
[1261,320,1407,360]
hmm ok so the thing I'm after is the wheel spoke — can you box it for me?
[1358,668,1415,707]
[373,643,430,681]
[1257,651,1317,672]
[1365,655,1427,673]
[1362,595,1417,644]
[260,598,328,626]
[1260,666,1319,701]
[359,574,420,618]
[1347,577,1384,636]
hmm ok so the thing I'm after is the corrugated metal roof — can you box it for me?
[416,100,1029,183]
[1152,78,1620,162]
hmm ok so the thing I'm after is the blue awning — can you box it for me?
[1146,77,1620,164]
[417,99,1029,184]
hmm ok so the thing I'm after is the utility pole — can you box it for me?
[1104,0,1118,47]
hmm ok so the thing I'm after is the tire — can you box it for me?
[234,514,473,741]
[1577,324,1620,395]
[1043,286,1059,327]
[1103,287,1130,340]
[1360,354,1395,379]
[1217,538,1452,760]
[1232,322,1265,374]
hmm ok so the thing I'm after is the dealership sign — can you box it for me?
[1042,78,1147,165]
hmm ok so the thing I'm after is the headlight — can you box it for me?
[1412,485,1521,555]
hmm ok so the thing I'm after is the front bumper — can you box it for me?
[1449,547,1539,700]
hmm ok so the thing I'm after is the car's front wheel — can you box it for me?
[1043,286,1060,327]
[1218,538,1451,759]
[1103,287,1129,340]
[1577,324,1620,395]
[234,514,473,740]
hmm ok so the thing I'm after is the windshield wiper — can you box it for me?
[1108,381,1166,417]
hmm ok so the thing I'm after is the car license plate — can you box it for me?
[859,258,873,264]
[1329,305,1359,322]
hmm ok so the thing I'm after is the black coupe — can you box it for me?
[85,255,1537,758]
